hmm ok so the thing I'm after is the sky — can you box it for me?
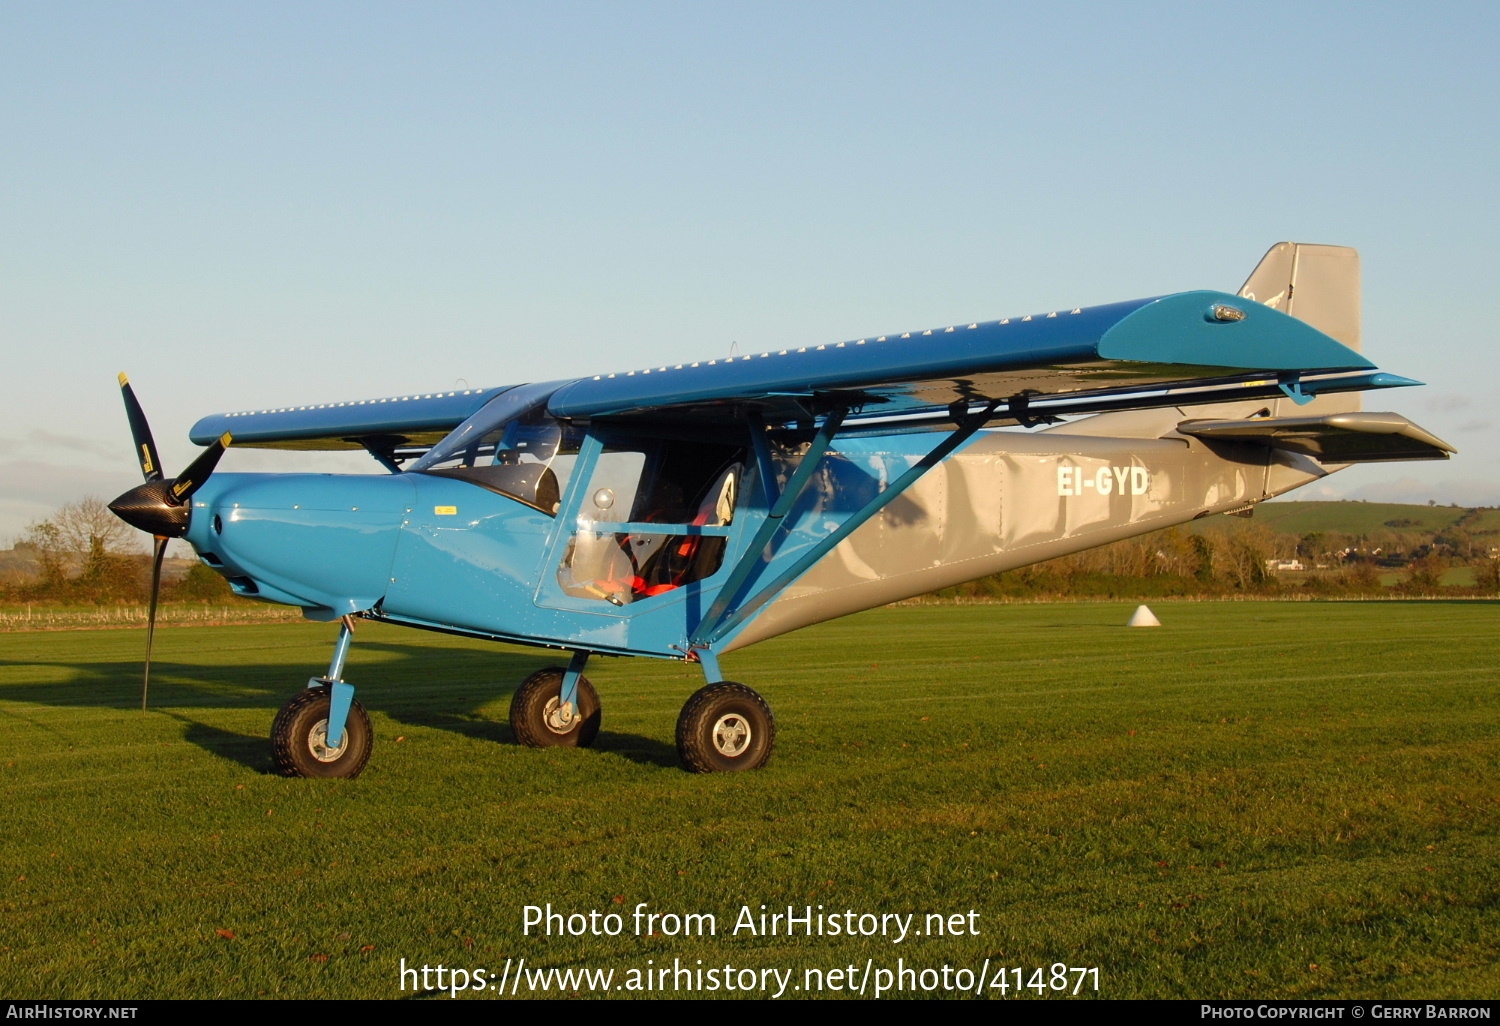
[2,0,1497,547]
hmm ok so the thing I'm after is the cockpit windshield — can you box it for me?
[408,382,583,515]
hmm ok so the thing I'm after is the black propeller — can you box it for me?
[107,374,232,710]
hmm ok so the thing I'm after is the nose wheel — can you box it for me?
[676,682,775,772]
[510,667,602,748]
[271,686,373,778]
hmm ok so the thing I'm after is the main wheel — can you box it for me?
[270,686,373,779]
[675,682,775,773]
[510,667,601,748]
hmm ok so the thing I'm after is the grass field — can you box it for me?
[1,602,1497,1000]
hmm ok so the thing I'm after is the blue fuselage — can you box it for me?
[183,466,755,656]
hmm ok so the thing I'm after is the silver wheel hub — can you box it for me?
[711,713,751,757]
[307,718,347,763]
[543,696,576,733]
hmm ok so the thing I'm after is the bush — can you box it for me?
[172,562,235,602]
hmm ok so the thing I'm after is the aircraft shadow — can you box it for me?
[177,717,278,774]
[0,639,681,770]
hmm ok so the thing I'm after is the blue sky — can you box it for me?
[2,1,1496,544]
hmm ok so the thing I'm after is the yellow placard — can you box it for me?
[434,506,458,516]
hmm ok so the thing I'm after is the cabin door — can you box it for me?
[534,428,747,643]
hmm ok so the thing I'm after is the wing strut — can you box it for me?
[744,409,781,507]
[691,407,850,646]
[691,399,1001,649]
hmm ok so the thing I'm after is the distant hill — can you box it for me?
[933,500,1500,602]
[1193,501,1496,541]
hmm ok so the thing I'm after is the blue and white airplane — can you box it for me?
[108,243,1453,777]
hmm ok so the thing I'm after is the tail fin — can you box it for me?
[1048,242,1368,440]
[1240,242,1362,414]
[1239,242,1361,351]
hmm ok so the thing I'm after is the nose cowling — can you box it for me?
[183,471,416,619]
[108,479,192,537]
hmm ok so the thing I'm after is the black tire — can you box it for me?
[270,686,373,779]
[675,682,775,773]
[510,667,601,748]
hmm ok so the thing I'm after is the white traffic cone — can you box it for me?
[1127,604,1161,627]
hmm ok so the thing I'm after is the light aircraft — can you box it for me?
[107,243,1454,777]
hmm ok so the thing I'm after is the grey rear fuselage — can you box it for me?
[726,399,1326,651]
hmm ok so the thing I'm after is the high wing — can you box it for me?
[189,387,511,464]
[190,286,1416,456]
[545,289,1409,429]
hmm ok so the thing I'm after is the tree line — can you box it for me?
[1,498,233,604]
[934,523,1500,601]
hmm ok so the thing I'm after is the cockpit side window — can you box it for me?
[409,384,583,515]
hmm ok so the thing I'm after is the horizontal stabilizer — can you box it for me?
[1176,412,1455,463]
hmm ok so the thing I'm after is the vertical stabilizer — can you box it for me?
[1240,243,1362,420]
[1239,242,1361,351]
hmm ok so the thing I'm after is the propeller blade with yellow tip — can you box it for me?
[118,373,164,483]
[170,432,233,503]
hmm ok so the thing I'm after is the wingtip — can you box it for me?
[220,432,233,447]
[118,372,129,387]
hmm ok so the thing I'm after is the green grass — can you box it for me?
[1,603,1497,1000]
[1371,568,1480,588]
[1464,509,1500,539]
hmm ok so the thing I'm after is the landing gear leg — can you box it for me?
[272,615,372,778]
